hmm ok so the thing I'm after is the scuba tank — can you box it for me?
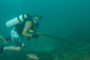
[6,13,31,27]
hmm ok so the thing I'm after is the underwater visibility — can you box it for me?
[0,0,90,60]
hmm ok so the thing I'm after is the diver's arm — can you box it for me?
[22,21,33,37]
[0,35,8,43]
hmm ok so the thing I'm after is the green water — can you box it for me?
[0,0,90,60]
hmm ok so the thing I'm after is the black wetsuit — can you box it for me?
[6,20,34,46]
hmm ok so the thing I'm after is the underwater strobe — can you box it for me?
[6,14,28,27]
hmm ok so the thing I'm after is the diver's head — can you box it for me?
[32,15,42,24]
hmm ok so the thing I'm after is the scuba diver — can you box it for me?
[0,13,42,53]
